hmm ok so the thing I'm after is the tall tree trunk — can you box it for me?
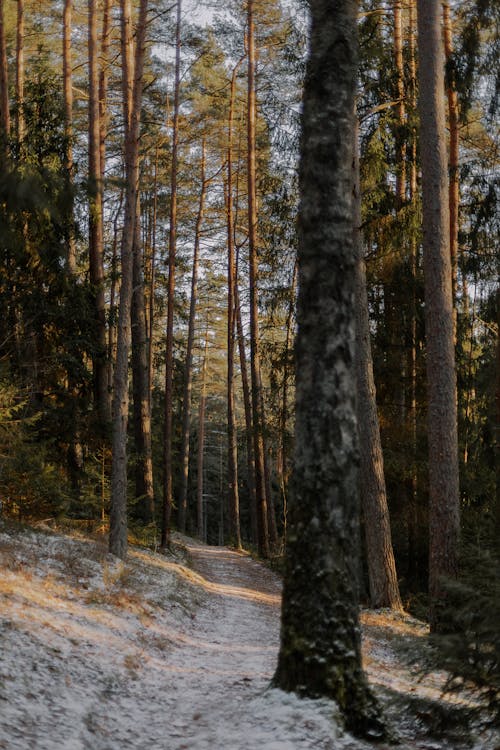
[131,197,155,525]
[197,330,209,542]
[235,281,258,544]
[89,0,110,425]
[99,0,111,185]
[15,0,24,145]
[147,147,159,406]
[277,260,297,541]
[443,0,460,331]
[63,0,77,275]
[178,141,206,533]
[354,124,403,611]
[109,0,149,559]
[161,0,181,549]
[0,0,10,154]
[394,0,406,207]
[247,0,269,558]
[406,0,420,586]
[227,61,243,549]
[417,0,460,632]
[274,0,384,736]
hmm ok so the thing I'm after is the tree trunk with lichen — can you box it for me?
[273,0,385,739]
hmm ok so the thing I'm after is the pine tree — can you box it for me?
[274,0,384,737]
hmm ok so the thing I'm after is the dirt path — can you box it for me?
[1,527,498,750]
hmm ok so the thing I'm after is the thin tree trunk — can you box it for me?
[354,123,403,611]
[0,0,10,153]
[247,0,269,558]
[109,0,149,559]
[161,0,182,549]
[277,259,297,541]
[417,0,460,632]
[394,0,406,207]
[99,0,111,185]
[108,190,124,392]
[89,0,110,425]
[235,281,258,544]
[147,147,159,406]
[178,141,206,533]
[131,197,155,525]
[227,62,243,549]
[407,0,420,586]
[62,0,77,275]
[443,0,460,332]
[197,331,209,542]
[15,0,24,145]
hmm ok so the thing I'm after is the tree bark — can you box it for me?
[274,0,384,737]
[109,0,149,558]
[178,141,206,533]
[443,0,460,332]
[394,0,406,207]
[354,125,403,611]
[88,0,111,426]
[15,0,24,145]
[197,331,209,542]
[235,280,258,544]
[62,0,77,275]
[417,0,460,632]
[0,0,10,154]
[277,260,297,540]
[131,197,155,525]
[247,0,269,558]
[161,0,181,550]
[226,61,243,549]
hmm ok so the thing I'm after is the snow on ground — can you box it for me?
[0,523,498,750]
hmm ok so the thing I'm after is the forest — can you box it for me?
[0,0,499,741]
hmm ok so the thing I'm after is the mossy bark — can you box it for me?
[273,0,384,739]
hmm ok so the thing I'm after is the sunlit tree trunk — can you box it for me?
[161,0,181,549]
[274,0,384,736]
[354,124,403,611]
[0,0,10,154]
[406,0,420,586]
[394,0,406,207]
[15,0,24,144]
[109,0,149,559]
[179,141,206,533]
[89,0,110,425]
[417,0,460,632]
[247,0,269,557]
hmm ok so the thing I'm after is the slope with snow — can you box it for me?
[0,524,498,750]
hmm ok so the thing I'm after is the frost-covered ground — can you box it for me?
[0,523,498,750]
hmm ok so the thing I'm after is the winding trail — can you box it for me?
[2,528,498,750]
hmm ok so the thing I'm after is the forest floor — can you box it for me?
[0,522,498,750]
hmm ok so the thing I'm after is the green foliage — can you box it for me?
[0,380,71,520]
[430,543,500,722]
